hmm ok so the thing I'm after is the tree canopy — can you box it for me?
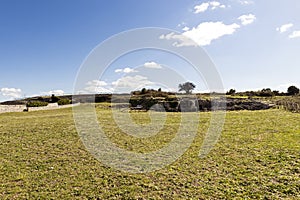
[178,82,196,94]
[287,86,300,96]
[226,89,236,95]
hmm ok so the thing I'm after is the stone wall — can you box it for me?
[0,105,26,113]
[0,103,78,114]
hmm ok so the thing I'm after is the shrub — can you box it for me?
[276,97,300,113]
[26,101,48,107]
[129,98,158,110]
[259,88,274,97]
[141,88,147,94]
[37,97,44,101]
[57,99,71,105]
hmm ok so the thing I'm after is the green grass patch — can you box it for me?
[0,106,299,199]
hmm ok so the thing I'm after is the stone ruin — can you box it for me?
[129,97,273,112]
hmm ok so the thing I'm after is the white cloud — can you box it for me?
[275,24,300,39]
[143,61,162,69]
[83,80,112,94]
[238,14,256,25]
[160,21,240,46]
[112,75,153,92]
[276,23,294,33]
[42,89,65,96]
[0,87,22,98]
[237,0,254,5]
[86,80,108,87]
[84,86,112,94]
[182,26,190,31]
[194,1,226,13]
[289,30,300,39]
[194,2,210,13]
[115,67,137,73]
[160,32,197,47]
[210,1,225,9]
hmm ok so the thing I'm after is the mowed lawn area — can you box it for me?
[0,105,299,199]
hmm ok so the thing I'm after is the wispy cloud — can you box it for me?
[276,23,294,33]
[238,14,256,25]
[177,22,187,28]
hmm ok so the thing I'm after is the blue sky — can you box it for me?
[0,0,300,101]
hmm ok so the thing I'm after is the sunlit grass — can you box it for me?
[0,105,299,199]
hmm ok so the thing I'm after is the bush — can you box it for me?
[141,88,147,94]
[57,99,71,105]
[26,101,48,107]
[129,98,158,110]
[259,88,274,97]
[276,97,300,113]
[37,97,44,101]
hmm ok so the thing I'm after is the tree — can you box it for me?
[273,90,280,96]
[178,82,196,94]
[287,86,300,96]
[50,94,60,103]
[260,88,273,97]
[226,89,236,95]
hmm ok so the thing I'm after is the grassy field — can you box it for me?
[0,105,299,199]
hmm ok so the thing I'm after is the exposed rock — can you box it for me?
[178,99,198,112]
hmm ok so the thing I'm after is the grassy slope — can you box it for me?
[0,106,299,199]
